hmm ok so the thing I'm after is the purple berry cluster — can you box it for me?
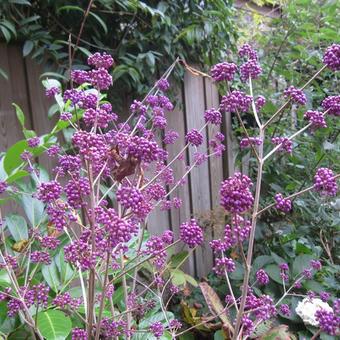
[271,137,293,153]
[256,269,270,285]
[238,44,258,60]
[274,193,292,213]
[323,43,340,71]
[315,309,340,336]
[27,137,40,148]
[213,257,235,276]
[304,110,327,129]
[204,108,222,125]
[180,219,203,248]
[313,167,338,196]
[37,180,62,203]
[149,321,164,339]
[210,216,252,253]
[255,95,266,109]
[240,58,262,82]
[240,136,262,149]
[220,90,252,113]
[322,95,340,116]
[211,62,238,82]
[279,263,289,281]
[220,173,254,213]
[245,291,277,321]
[0,180,8,194]
[283,86,307,106]
[185,129,203,146]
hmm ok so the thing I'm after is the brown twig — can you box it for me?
[71,0,95,63]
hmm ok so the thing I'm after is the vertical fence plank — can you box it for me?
[165,83,194,275]
[0,44,27,151]
[0,44,29,215]
[204,78,224,207]
[184,70,213,277]
[146,132,170,236]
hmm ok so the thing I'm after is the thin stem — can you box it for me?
[233,128,264,339]
[249,77,262,129]
[221,252,239,313]
[121,251,132,340]
[257,173,339,216]
[95,251,111,340]
[263,65,327,129]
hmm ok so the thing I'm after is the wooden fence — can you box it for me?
[0,43,240,277]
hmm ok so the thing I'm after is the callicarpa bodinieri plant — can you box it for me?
[0,42,339,340]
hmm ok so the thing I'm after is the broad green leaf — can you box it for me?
[139,311,174,329]
[169,251,188,268]
[171,269,186,286]
[89,11,108,34]
[36,310,72,340]
[183,273,198,287]
[6,170,29,183]
[21,194,45,227]
[229,261,244,280]
[23,40,34,57]
[13,103,25,128]
[253,255,275,272]
[0,270,11,287]
[0,67,8,80]
[264,264,282,284]
[5,214,28,241]
[55,250,74,284]
[42,261,61,292]
[292,254,315,277]
[3,140,27,175]
[270,252,286,265]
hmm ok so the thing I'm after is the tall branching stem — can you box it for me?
[233,128,264,339]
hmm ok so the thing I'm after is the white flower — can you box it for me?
[295,298,333,326]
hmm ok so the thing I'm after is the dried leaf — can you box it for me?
[259,325,296,340]
[12,239,29,253]
[199,282,234,333]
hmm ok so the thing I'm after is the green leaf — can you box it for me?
[55,250,74,284]
[0,67,8,80]
[9,0,31,4]
[253,255,275,272]
[0,270,11,287]
[23,40,34,57]
[42,261,61,292]
[270,252,286,265]
[6,170,29,183]
[36,310,72,340]
[5,214,28,242]
[171,269,186,286]
[12,103,25,128]
[169,251,188,268]
[89,11,108,34]
[3,140,28,175]
[21,194,45,227]
[0,26,11,42]
[264,264,282,284]
[292,254,315,277]
[78,46,92,58]
[40,72,68,81]
[183,273,198,287]
[139,311,174,329]
[57,5,84,14]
